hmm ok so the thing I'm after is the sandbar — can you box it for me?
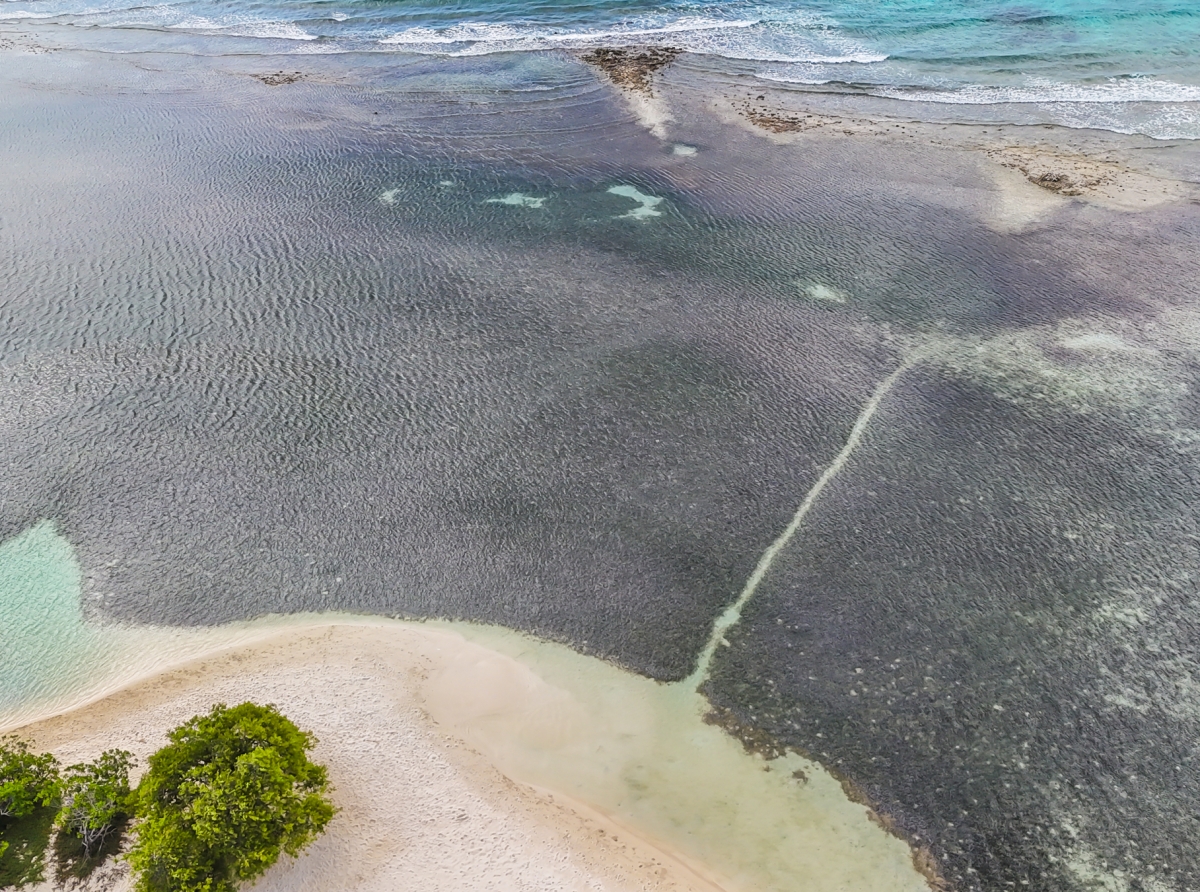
[9,619,932,892]
[12,622,719,892]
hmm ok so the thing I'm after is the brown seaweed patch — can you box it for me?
[580,47,681,96]
[838,776,953,892]
[0,37,58,54]
[739,103,870,137]
[1029,172,1082,194]
[743,107,832,134]
[253,71,304,86]
[702,703,791,760]
[985,147,1111,197]
[986,144,1192,209]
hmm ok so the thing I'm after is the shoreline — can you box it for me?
[9,620,721,892]
[3,22,1197,227]
[4,20,1200,145]
[9,618,931,892]
[3,9,1200,141]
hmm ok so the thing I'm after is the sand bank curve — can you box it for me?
[9,619,932,892]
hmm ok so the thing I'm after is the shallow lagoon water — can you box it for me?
[0,522,931,892]
[0,522,110,712]
[0,522,339,729]
[1,35,1199,892]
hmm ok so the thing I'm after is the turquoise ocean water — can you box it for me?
[2,0,1198,137]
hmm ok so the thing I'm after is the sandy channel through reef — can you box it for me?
[8,619,931,892]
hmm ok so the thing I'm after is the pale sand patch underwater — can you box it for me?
[10,619,932,892]
[607,185,665,219]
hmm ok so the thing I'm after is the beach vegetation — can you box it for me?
[0,736,60,820]
[0,736,60,887]
[55,749,135,859]
[128,702,335,892]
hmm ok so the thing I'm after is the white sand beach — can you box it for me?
[14,623,715,892]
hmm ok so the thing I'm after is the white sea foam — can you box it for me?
[380,22,531,46]
[11,0,1192,140]
[875,77,1200,106]
[873,78,1200,140]
[378,11,883,66]
[1141,104,1200,141]
[681,11,887,65]
[239,22,317,40]
[756,70,1200,108]
[287,43,346,54]
[169,14,317,40]
[757,68,1200,138]
[380,16,758,51]
[762,53,887,65]
[20,1,314,40]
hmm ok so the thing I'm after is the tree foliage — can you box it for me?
[0,736,59,819]
[56,749,135,857]
[127,703,334,892]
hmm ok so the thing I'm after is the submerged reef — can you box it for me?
[580,46,681,95]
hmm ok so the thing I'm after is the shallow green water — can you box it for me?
[0,522,108,715]
[0,521,931,892]
[0,523,317,730]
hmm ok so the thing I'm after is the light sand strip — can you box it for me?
[684,360,913,691]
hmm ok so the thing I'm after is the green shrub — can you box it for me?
[56,749,135,858]
[128,703,334,892]
[0,736,60,820]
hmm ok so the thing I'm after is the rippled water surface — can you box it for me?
[1,36,1200,892]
